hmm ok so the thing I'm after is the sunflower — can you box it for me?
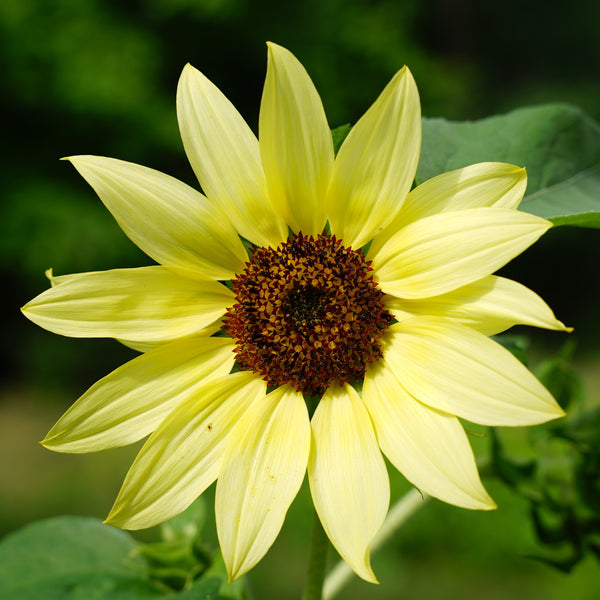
[22,42,567,583]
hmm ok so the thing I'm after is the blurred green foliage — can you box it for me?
[491,341,600,572]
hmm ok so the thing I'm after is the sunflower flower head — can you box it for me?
[22,42,568,584]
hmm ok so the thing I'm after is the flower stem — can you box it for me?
[323,488,430,599]
[302,509,329,600]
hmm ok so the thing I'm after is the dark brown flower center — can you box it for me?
[222,233,393,396]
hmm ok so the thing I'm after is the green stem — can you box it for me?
[322,488,430,599]
[302,509,330,600]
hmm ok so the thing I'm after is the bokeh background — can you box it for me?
[2,0,599,598]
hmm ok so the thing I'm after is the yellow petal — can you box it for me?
[116,322,223,353]
[216,386,310,581]
[383,318,565,426]
[370,207,551,299]
[45,268,62,286]
[327,67,421,249]
[21,266,233,342]
[177,64,287,248]
[66,155,247,279]
[371,162,527,255]
[308,384,389,583]
[387,275,571,335]
[44,269,220,352]
[42,336,236,453]
[259,42,333,234]
[106,372,266,530]
[363,362,495,510]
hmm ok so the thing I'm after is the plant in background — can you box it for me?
[13,42,599,600]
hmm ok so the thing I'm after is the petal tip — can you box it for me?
[178,63,193,84]
[103,513,131,530]
[533,402,566,424]
[390,64,415,88]
[225,568,242,584]
[265,41,296,66]
[265,40,276,56]
[62,155,88,168]
[266,40,283,52]
[179,62,199,83]
[39,433,83,454]
[476,491,498,511]
[62,154,93,165]
[355,553,379,584]
[223,556,250,584]
[452,486,497,511]
[103,505,132,530]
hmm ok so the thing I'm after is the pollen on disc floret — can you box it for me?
[223,233,393,396]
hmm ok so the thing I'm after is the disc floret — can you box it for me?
[223,233,393,395]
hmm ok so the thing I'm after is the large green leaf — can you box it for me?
[0,517,160,599]
[417,104,600,228]
[0,517,221,599]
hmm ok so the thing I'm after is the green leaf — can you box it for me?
[176,578,222,599]
[0,516,224,599]
[417,104,600,228]
[524,165,600,228]
[0,517,162,599]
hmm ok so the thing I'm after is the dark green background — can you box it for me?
[1,1,599,598]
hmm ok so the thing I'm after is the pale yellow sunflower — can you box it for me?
[22,43,567,583]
